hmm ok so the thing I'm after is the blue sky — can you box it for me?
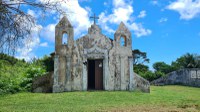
[16,0,200,69]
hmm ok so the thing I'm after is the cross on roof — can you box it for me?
[90,13,99,25]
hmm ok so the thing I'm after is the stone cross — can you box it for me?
[90,13,99,25]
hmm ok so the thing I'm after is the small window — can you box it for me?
[120,36,126,46]
[62,33,68,44]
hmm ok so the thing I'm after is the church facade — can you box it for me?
[53,16,150,92]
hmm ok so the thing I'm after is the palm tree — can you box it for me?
[172,53,200,69]
[184,53,195,68]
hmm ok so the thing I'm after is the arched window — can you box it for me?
[62,33,68,44]
[120,36,126,46]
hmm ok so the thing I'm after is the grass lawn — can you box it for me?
[0,86,200,112]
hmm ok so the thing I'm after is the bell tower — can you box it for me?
[55,15,74,55]
[114,22,132,49]
[53,15,74,92]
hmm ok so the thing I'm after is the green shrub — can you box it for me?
[0,54,47,94]
[0,60,25,94]
[136,69,165,82]
[33,55,54,72]
[20,64,46,91]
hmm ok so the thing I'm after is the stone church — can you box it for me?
[50,15,150,93]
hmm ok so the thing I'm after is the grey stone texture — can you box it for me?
[52,16,150,93]
[32,72,53,93]
[133,72,150,92]
[151,68,200,87]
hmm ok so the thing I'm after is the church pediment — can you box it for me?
[84,44,107,55]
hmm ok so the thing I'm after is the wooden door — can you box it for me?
[95,60,103,90]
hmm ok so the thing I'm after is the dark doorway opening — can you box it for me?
[88,59,103,90]
[88,60,95,89]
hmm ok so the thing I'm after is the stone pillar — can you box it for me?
[120,56,126,90]
[53,55,60,92]
[104,53,109,90]
[65,56,72,91]
[82,58,87,91]
[129,57,134,91]
[114,55,121,90]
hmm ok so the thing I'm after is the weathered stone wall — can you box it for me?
[53,16,74,92]
[107,22,133,91]
[32,72,53,93]
[108,45,132,90]
[76,24,112,91]
[132,72,150,93]
[151,68,200,87]
[52,16,150,93]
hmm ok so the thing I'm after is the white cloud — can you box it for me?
[110,6,133,23]
[40,42,48,47]
[98,12,115,34]
[113,0,127,7]
[27,9,43,19]
[39,0,151,42]
[16,0,91,61]
[167,0,200,20]
[150,1,159,6]
[128,23,152,37]
[16,25,42,61]
[138,10,146,18]
[159,17,168,23]
[103,0,133,24]
[104,2,108,6]
[39,0,91,40]
[16,0,152,60]
[16,9,49,61]
[60,0,91,38]
[85,6,92,14]
[40,24,56,42]
[99,0,151,37]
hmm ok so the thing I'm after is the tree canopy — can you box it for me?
[0,0,65,55]
[172,53,200,69]
[153,62,175,74]
[133,52,200,82]
[132,49,149,65]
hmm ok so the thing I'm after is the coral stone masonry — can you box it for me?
[47,15,149,93]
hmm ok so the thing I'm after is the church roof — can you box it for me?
[56,15,73,28]
[116,22,130,34]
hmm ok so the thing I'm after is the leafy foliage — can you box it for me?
[172,53,200,69]
[20,64,46,91]
[0,54,46,95]
[153,62,175,74]
[36,55,54,72]
[132,49,149,65]
[134,52,200,82]
[0,53,24,64]
[1,52,200,94]
[134,64,149,74]
[0,60,26,94]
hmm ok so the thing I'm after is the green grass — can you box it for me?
[0,86,200,112]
